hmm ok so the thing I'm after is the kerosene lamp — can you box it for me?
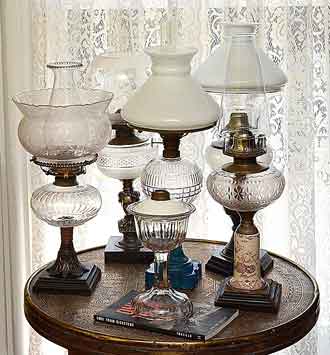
[128,190,196,320]
[195,23,287,277]
[207,120,285,312]
[97,110,156,263]
[122,45,219,289]
[13,62,113,295]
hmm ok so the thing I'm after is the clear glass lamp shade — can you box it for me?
[13,89,113,162]
[207,166,285,212]
[31,183,102,227]
[194,23,288,94]
[195,23,288,142]
[122,46,219,132]
[205,144,273,171]
[97,140,157,180]
[141,157,203,202]
[86,51,151,112]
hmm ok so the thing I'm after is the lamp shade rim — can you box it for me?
[127,198,196,218]
[13,88,113,109]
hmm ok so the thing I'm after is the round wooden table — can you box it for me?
[24,240,319,355]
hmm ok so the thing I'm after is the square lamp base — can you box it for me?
[206,247,273,277]
[104,236,154,264]
[215,278,282,313]
[32,263,101,296]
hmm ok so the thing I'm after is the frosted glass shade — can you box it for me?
[87,51,150,112]
[122,46,219,132]
[207,166,285,212]
[195,24,287,94]
[31,183,102,227]
[13,89,113,162]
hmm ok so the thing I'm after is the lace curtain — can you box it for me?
[27,0,330,354]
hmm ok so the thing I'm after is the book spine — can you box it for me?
[94,315,205,341]
[94,316,134,328]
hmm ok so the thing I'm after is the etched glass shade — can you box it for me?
[87,51,150,112]
[141,157,203,202]
[207,166,285,212]
[31,184,102,227]
[97,140,157,180]
[13,62,113,163]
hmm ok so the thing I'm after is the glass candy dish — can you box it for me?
[128,190,196,321]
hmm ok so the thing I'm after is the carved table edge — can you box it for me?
[24,239,320,354]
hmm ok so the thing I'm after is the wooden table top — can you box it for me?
[24,240,319,355]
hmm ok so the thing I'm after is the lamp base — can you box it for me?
[145,246,202,290]
[32,263,101,296]
[104,236,154,264]
[215,278,282,313]
[206,246,273,277]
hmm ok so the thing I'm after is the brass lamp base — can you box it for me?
[104,236,154,264]
[215,278,282,313]
[32,263,101,296]
[206,246,273,277]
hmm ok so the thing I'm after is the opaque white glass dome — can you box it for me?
[122,46,219,132]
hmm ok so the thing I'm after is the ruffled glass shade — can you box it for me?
[14,89,112,162]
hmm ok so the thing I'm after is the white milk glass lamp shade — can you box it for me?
[31,183,102,227]
[13,62,113,163]
[122,46,219,132]
[87,51,150,112]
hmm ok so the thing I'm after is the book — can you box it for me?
[94,290,239,341]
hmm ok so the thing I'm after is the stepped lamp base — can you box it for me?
[206,246,274,277]
[32,263,101,296]
[215,278,282,313]
[104,236,154,264]
[145,259,202,290]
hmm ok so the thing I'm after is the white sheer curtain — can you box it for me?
[1,0,330,354]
